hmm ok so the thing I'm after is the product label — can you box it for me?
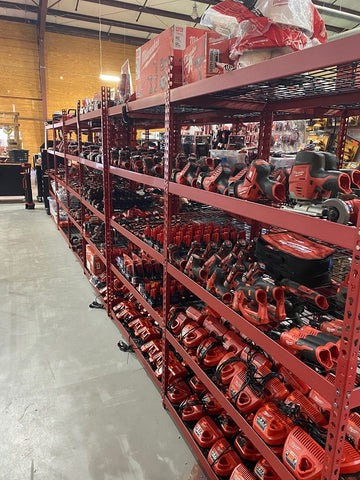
[209,451,218,463]
[285,449,298,470]
[256,415,267,431]
[255,466,264,479]
[173,26,185,50]
[209,48,220,73]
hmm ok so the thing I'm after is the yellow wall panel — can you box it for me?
[45,33,137,115]
[0,19,137,159]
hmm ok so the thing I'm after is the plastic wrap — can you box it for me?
[254,0,314,35]
[201,0,269,39]
[201,0,326,52]
[118,59,133,102]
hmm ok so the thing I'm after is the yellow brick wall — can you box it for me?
[0,19,137,159]
[45,33,137,116]
[0,21,43,160]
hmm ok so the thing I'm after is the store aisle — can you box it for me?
[0,202,205,480]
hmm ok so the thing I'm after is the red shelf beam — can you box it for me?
[84,237,106,265]
[58,224,71,245]
[49,190,83,234]
[110,219,164,264]
[170,34,360,105]
[110,264,163,325]
[82,267,107,299]
[46,121,62,130]
[47,149,65,158]
[169,183,354,250]
[166,332,296,480]
[167,263,335,401]
[109,309,162,390]
[109,165,165,189]
[122,93,166,115]
[64,109,101,126]
[71,155,104,171]
[163,398,221,480]
[48,172,106,222]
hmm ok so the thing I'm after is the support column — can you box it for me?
[336,112,349,168]
[321,212,360,479]
[162,57,174,406]
[102,87,113,316]
[257,107,273,161]
[38,0,48,122]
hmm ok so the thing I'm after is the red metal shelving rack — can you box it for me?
[44,33,360,480]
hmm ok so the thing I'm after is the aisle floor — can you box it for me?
[0,201,207,480]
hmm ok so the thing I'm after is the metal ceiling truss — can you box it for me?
[0,0,359,46]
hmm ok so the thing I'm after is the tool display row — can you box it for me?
[95,276,360,480]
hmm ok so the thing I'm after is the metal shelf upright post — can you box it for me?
[102,87,114,316]
[76,100,87,271]
[336,111,350,167]
[161,58,174,405]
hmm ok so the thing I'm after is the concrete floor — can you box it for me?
[0,200,206,480]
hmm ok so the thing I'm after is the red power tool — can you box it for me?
[283,150,356,222]
[283,427,324,480]
[288,150,351,201]
[230,463,256,480]
[192,416,223,448]
[273,327,338,370]
[228,160,286,203]
[208,438,241,477]
[253,402,294,455]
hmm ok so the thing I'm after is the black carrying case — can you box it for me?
[256,232,335,287]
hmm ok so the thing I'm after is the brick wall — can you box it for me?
[0,21,43,159]
[0,19,137,159]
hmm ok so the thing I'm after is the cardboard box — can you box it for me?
[183,33,229,85]
[86,244,104,276]
[135,26,206,98]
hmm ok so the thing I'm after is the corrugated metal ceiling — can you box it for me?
[0,0,359,45]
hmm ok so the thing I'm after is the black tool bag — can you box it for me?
[256,232,335,287]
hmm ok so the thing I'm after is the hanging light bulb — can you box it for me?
[98,0,120,82]
[191,1,199,21]
[100,74,121,82]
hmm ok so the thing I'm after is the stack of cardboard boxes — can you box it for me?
[135,26,230,98]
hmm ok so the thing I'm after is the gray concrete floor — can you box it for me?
[0,200,206,480]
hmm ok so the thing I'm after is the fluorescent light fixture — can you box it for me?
[100,74,120,82]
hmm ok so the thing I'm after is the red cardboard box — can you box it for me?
[86,244,104,276]
[183,33,230,85]
[135,26,207,98]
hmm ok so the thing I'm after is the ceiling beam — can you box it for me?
[326,24,344,34]
[0,14,147,45]
[0,14,36,24]
[0,1,38,12]
[47,8,162,35]
[82,0,198,23]
[0,0,356,39]
[0,1,162,35]
[38,0,48,121]
[313,1,360,19]
[45,22,146,45]
[191,0,217,4]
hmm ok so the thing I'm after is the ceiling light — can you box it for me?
[191,1,199,21]
[100,74,120,82]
